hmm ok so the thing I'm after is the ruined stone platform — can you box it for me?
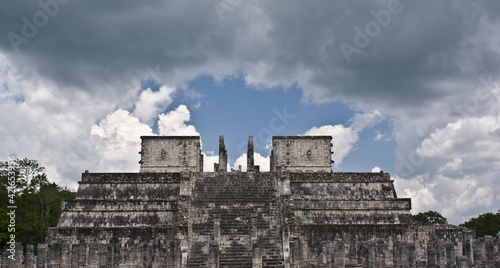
[2,135,499,267]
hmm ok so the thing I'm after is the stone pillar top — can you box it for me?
[247,136,255,172]
[218,135,227,172]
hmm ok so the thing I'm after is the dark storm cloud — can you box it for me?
[1,0,498,107]
[256,1,498,106]
[1,0,220,92]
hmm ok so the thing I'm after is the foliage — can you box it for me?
[0,158,49,196]
[460,211,500,238]
[0,158,76,254]
[412,210,448,225]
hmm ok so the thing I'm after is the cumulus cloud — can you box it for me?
[417,116,500,161]
[371,166,381,173]
[304,110,382,167]
[395,115,500,223]
[133,86,176,125]
[0,52,116,188]
[158,105,200,136]
[394,175,438,213]
[232,153,270,172]
[374,131,384,141]
[91,109,154,172]
[202,152,219,172]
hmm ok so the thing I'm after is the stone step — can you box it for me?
[203,189,276,192]
[187,173,283,266]
[193,195,277,202]
[263,260,284,264]
[187,260,208,267]
[194,197,277,201]
[194,194,277,198]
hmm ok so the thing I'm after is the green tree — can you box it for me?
[460,211,500,238]
[413,211,448,225]
[0,206,15,251]
[0,157,49,198]
[0,158,76,254]
[15,183,76,247]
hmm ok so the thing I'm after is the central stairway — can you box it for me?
[188,172,284,267]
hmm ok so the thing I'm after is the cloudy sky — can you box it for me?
[1,0,500,224]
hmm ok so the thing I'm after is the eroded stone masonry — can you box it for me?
[2,135,499,267]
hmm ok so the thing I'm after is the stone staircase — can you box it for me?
[219,242,253,267]
[188,172,284,267]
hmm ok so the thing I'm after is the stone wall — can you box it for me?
[285,172,413,225]
[289,224,483,267]
[271,136,333,173]
[139,136,203,173]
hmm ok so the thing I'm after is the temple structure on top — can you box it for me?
[270,136,333,172]
[2,135,498,268]
[139,136,203,173]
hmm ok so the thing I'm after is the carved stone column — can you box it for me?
[247,136,255,172]
[280,191,294,268]
[177,171,192,268]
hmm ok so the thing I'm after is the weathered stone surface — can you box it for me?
[139,136,203,173]
[271,136,333,172]
[247,136,255,172]
[3,135,499,267]
[218,135,227,172]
